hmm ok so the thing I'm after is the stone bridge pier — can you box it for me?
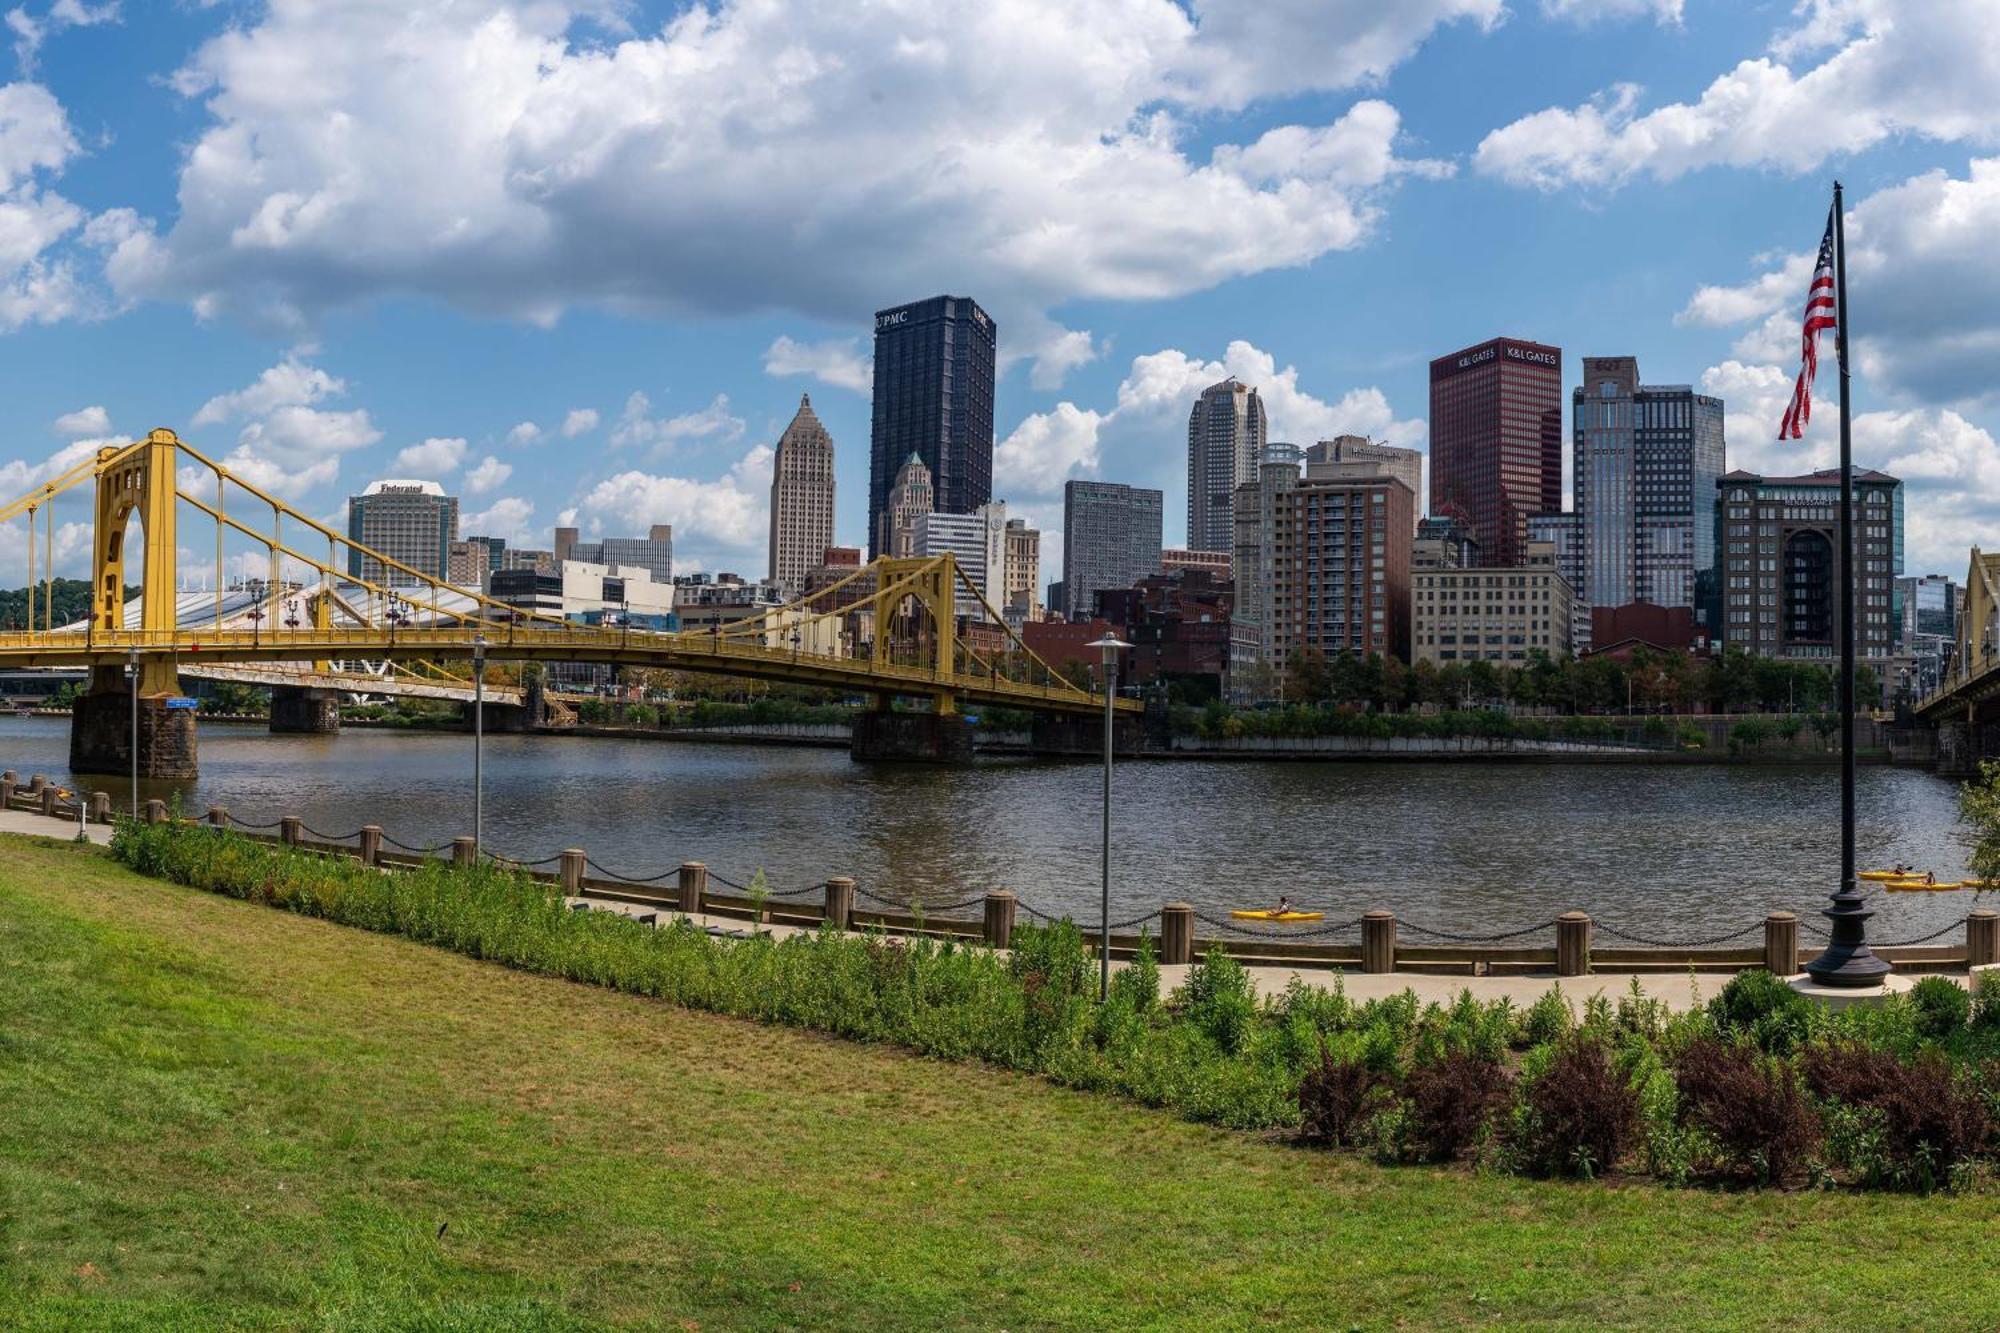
[1936,716,2000,779]
[269,686,341,734]
[1028,711,1146,758]
[850,701,974,763]
[69,665,198,780]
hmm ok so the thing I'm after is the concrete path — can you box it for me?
[0,807,112,845]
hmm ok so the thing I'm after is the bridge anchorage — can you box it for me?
[0,427,1138,779]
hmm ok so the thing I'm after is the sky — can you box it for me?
[0,0,1996,594]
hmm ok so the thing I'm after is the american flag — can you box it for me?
[1779,208,1838,439]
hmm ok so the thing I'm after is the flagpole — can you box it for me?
[1805,179,1888,987]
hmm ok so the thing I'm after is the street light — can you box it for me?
[472,633,487,856]
[1086,631,1132,1001]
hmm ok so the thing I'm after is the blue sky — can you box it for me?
[1,0,1995,590]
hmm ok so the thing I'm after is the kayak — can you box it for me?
[1885,880,1966,892]
[1859,870,1908,881]
[1229,909,1326,923]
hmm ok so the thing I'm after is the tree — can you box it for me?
[1959,761,2000,886]
[1285,646,1331,703]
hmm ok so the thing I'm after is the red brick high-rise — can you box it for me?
[1428,337,1562,567]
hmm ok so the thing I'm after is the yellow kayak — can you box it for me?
[1859,870,1908,881]
[1885,880,1966,892]
[1230,909,1326,923]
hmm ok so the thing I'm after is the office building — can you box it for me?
[1718,467,1901,662]
[1187,377,1267,553]
[491,559,678,628]
[1096,569,1233,701]
[1003,517,1041,628]
[1269,474,1416,662]
[447,539,491,590]
[914,502,1009,620]
[1413,515,1478,571]
[884,453,934,559]
[1897,573,1959,694]
[1264,441,1304,467]
[1571,356,1725,625]
[767,394,836,594]
[1062,480,1163,624]
[1429,337,1562,567]
[347,480,458,587]
[1413,541,1575,666]
[672,573,839,652]
[1231,459,1301,681]
[1527,510,1590,651]
[1307,436,1424,521]
[551,526,675,585]
[1163,547,1232,580]
[869,295,996,556]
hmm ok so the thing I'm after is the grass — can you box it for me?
[3,834,2000,1329]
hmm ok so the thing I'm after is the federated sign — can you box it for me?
[165,697,199,710]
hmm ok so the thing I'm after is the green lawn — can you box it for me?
[2,834,1997,1330]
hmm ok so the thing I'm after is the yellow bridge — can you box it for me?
[1,427,1136,777]
[1913,548,2000,776]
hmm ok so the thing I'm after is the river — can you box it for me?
[0,715,1984,943]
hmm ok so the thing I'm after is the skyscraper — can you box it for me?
[1429,337,1562,567]
[1063,480,1163,623]
[768,394,836,593]
[1003,517,1041,626]
[913,502,1009,620]
[346,480,458,586]
[869,295,996,556]
[1269,474,1416,663]
[1186,378,1267,553]
[1571,356,1725,623]
[885,453,933,559]
[1719,467,1900,664]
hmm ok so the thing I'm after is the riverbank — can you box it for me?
[6,836,1997,1328]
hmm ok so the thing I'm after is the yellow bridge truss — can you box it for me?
[1916,547,2000,722]
[0,427,1134,720]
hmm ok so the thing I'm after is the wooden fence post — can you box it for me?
[452,836,476,867]
[40,786,59,817]
[359,825,383,867]
[0,776,13,809]
[559,848,586,894]
[1968,909,2000,970]
[144,799,167,825]
[1556,912,1591,977]
[1764,911,1800,976]
[280,815,302,847]
[677,862,706,916]
[1362,910,1396,974]
[825,876,855,931]
[983,890,1017,949]
[207,805,228,828]
[89,791,110,824]
[1160,902,1195,965]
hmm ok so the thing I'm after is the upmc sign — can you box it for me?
[876,308,909,330]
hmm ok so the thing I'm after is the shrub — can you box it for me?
[1296,1042,1385,1147]
[1511,1037,1637,1179]
[1909,976,1971,1042]
[1709,969,1815,1053]
[1177,945,1257,1055]
[1401,1052,1510,1162]
[1802,1043,1992,1191]
[1673,1037,1820,1185]
[1519,986,1571,1048]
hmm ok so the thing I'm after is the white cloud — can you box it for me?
[390,435,467,476]
[505,419,541,446]
[1477,0,2000,189]
[1681,158,2000,407]
[461,494,536,544]
[51,402,106,435]
[571,444,773,573]
[560,407,598,438]
[608,390,744,455]
[464,454,511,495]
[8,1,117,74]
[1539,0,1681,25]
[109,0,1464,350]
[192,354,343,425]
[994,403,1105,494]
[763,335,869,393]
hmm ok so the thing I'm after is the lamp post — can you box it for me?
[472,633,486,856]
[1086,632,1132,1001]
[127,646,139,820]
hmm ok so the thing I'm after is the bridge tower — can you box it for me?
[70,428,199,779]
[852,555,973,762]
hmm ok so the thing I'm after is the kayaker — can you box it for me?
[1272,895,1294,916]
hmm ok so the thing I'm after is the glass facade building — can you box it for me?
[1062,480,1163,623]
[868,295,996,557]
[1571,357,1725,631]
[346,480,458,587]
[1428,337,1562,568]
[1186,378,1267,552]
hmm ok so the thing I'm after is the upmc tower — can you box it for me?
[1428,337,1562,567]
[869,295,997,558]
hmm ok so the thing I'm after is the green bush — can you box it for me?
[1909,976,1972,1042]
[104,819,2000,1192]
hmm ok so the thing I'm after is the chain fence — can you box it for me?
[1591,921,1766,949]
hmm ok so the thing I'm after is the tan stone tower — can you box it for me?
[768,394,836,593]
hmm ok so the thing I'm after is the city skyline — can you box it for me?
[0,3,1992,593]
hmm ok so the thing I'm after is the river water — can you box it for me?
[0,715,1983,943]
